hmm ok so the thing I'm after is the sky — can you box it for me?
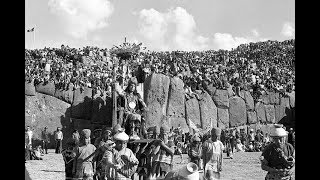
[25,0,295,51]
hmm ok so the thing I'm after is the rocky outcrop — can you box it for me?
[243,91,254,111]
[199,91,218,130]
[217,108,229,129]
[25,92,71,148]
[265,105,276,124]
[255,102,266,123]
[166,77,185,118]
[229,96,247,127]
[144,73,170,127]
[185,98,201,129]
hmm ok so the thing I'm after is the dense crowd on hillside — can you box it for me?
[25,39,295,101]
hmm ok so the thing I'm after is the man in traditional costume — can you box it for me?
[260,124,295,180]
[73,129,97,180]
[202,127,224,180]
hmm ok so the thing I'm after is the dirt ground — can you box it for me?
[25,149,295,180]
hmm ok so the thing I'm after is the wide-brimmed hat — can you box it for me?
[270,124,288,137]
[114,131,129,141]
[177,162,200,180]
[112,124,124,134]
[192,135,201,142]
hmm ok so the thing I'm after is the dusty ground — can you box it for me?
[25,149,294,180]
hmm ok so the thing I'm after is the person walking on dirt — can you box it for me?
[187,135,202,169]
[41,127,50,154]
[260,124,295,180]
[73,129,97,180]
[55,127,63,154]
[202,127,224,180]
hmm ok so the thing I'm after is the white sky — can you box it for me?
[25,0,295,51]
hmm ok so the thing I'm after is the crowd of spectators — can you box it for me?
[25,39,295,101]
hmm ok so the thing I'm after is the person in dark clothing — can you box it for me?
[62,139,77,180]
[287,128,295,148]
[41,127,50,154]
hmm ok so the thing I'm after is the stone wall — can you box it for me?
[25,74,295,138]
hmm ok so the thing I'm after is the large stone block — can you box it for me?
[144,73,170,127]
[255,102,266,123]
[25,82,36,96]
[71,87,93,120]
[247,111,257,124]
[265,105,276,124]
[275,105,286,124]
[185,98,201,129]
[199,91,218,130]
[229,96,247,127]
[269,92,280,105]
[287,91,295,108]
[261,94,270,105]
[217,108,229,129]
[280,97,290,108]
[166,77,185,118]
[213,89,229,108]
[35,81,55,96]
[244,91,254,111]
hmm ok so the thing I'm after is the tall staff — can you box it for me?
[112,56,118,127]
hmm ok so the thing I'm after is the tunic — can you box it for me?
[202,139,224,180]
[74,144,96,180]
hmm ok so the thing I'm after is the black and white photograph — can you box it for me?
[25,0,295,179]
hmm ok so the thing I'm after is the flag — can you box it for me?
[27,27,34,32]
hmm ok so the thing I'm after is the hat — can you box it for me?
[270,124,288,137]
[211,127,221,136]
[250,129,254,132]
[44,127,48,129]
[289,128,293,131]
[177,162,199,180]
[114,131,129,141]
[81,129,91,139]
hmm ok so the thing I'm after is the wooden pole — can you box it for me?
[112,57,118,128]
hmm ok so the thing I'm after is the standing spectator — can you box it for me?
[72,129,80,146]
[41,127,50,154]
[55,127,63,154]
[287,128,295,148]
[249,129,255,145]
[240,129,247,146]
[202,127,224,180]
[26,126,33,148]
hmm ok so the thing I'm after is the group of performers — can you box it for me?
[61,77,295,180]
